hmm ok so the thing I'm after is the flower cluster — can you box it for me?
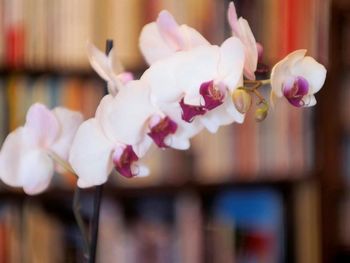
[0,2,326,194]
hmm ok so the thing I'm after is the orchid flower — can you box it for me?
[139,10,209,65]
[270,50,327,107]
[142,36,245,134]
[227,1,258,80]
[87,43,134,96]
[0,104,83,195]
[69,79,178,188]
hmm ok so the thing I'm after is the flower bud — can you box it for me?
[231,89,252,114]
[255,102,269,122]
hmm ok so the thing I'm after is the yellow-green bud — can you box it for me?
[255,102,269,122]
[231,89,252,114]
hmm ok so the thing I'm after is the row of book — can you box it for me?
[0,189,285,263]
[0,0,328,71]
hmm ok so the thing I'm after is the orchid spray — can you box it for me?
[0,2,326,262]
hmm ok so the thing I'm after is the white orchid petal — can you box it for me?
[178,25,210,48]
[69,119,114,188]
[21,149,54,195]
[86,43,115,81]
[218,37,245,89]
[139,22,176,64]
[103,80,157,145]
[24,103,60,147]
[291,56,327,94]
[0,128,34,187]
[133,136,153,158]
[227,2,240,34]
[166,135,190,150]
[157,10,185,50]
[271,49,307,97]
[175,46,218,97]
[238,18,258,80]
[50,107,83,160]
[303,95,317,107]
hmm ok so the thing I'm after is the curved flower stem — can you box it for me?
[73,187,90,259]
[47,151,75,175]
[47,151,91,259]
[88,39,114,263]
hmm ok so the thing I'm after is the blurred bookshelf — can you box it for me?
[0,0,335,262]
[318,0,350,262]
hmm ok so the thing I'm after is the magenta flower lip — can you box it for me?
[200,80,225,110]
[179,98,206,122]
[148,116,178,148]
[282,76,309,107]
[113,145,139,178]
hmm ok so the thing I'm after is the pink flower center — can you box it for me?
[282,76,309,107]
[112,145,139,178]
[148,116,178,148]
[179,80,226,123]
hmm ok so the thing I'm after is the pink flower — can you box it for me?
[227,1,258,80]
[139,10,209,65]
[0,104,83,195]
[87,43,134,96]
[69,79,172,187]
[142,37,245,134]
[270,50,327,107]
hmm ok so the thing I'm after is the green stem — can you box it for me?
[47,150,76,175]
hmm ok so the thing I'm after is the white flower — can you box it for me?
[87,43,133,96]
[0,104,83,195]
[142,36,245,135]
[69,79,169,188]
[227,1,258,80]
[139,10,209,65]
[270,50,327,107]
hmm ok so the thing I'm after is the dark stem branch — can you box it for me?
[73,187,89,259]
[88,39,113,263]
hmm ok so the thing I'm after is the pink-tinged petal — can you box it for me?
[179,98,206,123]
[103,80,158,145]
[157,10,185,50]
[178,25,210,48]
[112,145,139,178]
[257,42,264,62]
[20,149,54,195]
[87,42,114,81]
[69,119,114,188]
[227,2,240,34]
[50,107,83,160]
[148,116,178,148]
[0,127,35,188]
[0,127,54,195]
[95,94,117,142]
[270,49,307,97]
[139,22,176,64]
[218,37,245,89]
[24,103,60,147]
[291,56,327,94]
[238,18,258,80]
[199,81,225,110]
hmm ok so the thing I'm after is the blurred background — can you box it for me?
[0,0,347,262]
